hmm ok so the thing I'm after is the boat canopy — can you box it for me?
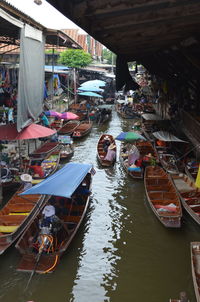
[20,163,93,198]
[152,131,187,142]
[141,113,164,121]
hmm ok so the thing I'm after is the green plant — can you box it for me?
[58,49,92,68]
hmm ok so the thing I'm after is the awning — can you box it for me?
[141,114,164,121]
[152,131,187,143]
[20,162,93,198]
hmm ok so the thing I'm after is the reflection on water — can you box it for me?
[0,110,199,302]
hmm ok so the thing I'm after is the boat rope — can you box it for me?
[42,255,59,274]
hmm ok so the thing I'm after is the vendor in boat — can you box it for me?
[121,146,129,159]
[142,153,155,168]
[29,161,44,178]
[102,136,111,152]
[0,162,11,180]
[41,198,56,226]
[128,159,142,172]
[20,173,33,191]
[104,143,116,162]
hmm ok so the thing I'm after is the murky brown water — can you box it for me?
[0,110,199,302]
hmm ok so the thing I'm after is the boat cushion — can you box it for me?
[0,225,19,233]
[128,167,141,172]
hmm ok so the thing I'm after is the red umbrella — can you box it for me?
[60,112,79,120]
[0,123,56,140]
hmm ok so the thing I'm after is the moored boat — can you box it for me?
[15,162,94,273]
[144,166,182,227]
[58,135,74,160]
[0,188,45,255]
[191,242,200,302]
[172,173,200,225]
[58,120,80,135]
[72,121,93,138]
[29,141,60,160]
[158,153,179,174]
[97,134,116,167]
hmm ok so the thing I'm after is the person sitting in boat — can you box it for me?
[142,153,155,168]
[74,180,91,196]
[103,136,111,152]
[41,198,56,226]
[128,160,142,172]
[104,143,116,162]
[121,146,129,159]
[20,173,33,191]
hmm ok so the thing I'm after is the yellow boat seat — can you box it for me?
[0,225,19,233]
[9,212,29,216]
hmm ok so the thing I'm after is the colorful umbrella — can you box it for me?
[0,123,56,140]
[78,91,103,98]
[44,111,62,118]
[80,80,106,87]
[78,86,104,92]
[60,112,79,120]
[115,131,146,142]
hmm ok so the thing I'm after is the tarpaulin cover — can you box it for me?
[152,131,187,142]
[20,162,93,198]
[128,145,140,165]
[17,25,45,131]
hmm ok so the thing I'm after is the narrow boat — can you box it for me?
[97,134,116,167]
[144,166,182,227]
[58,120,80,135]
[50,119,65,131]
[29,142,60,160]
[172,173,200,225]
[158,153,179,174]
[58,135,74,161]
[119,140,159,179]
[191,242,200,302]
[0,188,45,254]
[72,121,93,138]
[119,144,143,179]
[15,162,94,273]
[185,160,199,182]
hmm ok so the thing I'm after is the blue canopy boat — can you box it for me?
[15,162,94,274]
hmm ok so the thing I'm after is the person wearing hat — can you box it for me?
[20,174,33,191]
[103,136,111,153]
[104,143,116,162]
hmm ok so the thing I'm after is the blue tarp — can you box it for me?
[20,162,92,198]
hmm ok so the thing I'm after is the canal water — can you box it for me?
[0,109,199,302]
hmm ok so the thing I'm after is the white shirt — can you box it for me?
[42,204,55,217]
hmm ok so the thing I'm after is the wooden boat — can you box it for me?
[185,160,199,182]
[172,173,200,225]
[191,242,200,302]
[58,135,74,161]
[29,142,60,160]
[97,134,116,167]
[50,119,65,131]
[72,121,93,138]
[119,144,144,179]
[158,153,179,174]
[15,162,94,273]
[119,140,158,179]
[0,188,45,254]
[58,120,80,135]
[144,166,182,227]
